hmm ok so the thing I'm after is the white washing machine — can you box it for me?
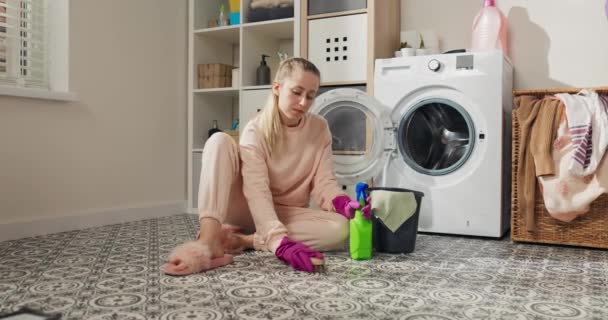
[311,51,512,237]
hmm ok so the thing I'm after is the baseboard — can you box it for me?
[0,201,188,242]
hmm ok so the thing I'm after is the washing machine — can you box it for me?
[311,51,512,237]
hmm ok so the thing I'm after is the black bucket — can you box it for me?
[369,187,424,254]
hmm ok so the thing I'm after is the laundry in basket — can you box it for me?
[369,187,424,254]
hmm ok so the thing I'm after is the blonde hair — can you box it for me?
[258,57,320,155]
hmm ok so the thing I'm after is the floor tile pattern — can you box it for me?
[1,214,607,319]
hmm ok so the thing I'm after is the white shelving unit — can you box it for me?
[188,0,301,213]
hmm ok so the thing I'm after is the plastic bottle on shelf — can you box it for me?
[471,0,508,56]
[218,4,229,26]
[256,55,271,85]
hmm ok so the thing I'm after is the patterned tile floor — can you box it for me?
[1,214,607,320]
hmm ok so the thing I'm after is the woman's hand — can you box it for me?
[332,195,371,219]
[274,237,324,273]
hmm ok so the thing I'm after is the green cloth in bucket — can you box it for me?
[371,190,417,233]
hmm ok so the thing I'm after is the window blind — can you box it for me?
[0,0,47,89]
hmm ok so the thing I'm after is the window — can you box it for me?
[0,0,46,88]
[0,1,6,74]
[0,0,72,100]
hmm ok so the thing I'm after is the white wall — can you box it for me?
[401,0,608,90]
[0,1,188,230]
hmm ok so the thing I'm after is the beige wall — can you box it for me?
[0,1,188,224]
[402,0,608,90]
[1,0,606,227]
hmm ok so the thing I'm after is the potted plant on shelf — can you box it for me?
[399,42,416,57]
[416,35,431,56]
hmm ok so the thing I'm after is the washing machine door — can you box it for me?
[397,98,475,176]
[311,88,392,185]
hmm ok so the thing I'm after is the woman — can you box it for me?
[164,58,369,275]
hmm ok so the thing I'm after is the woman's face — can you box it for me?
[273,69,320,126]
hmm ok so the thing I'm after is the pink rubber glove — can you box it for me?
[362,196,371,219]
[274,237,324,273]
[332,195,372,220]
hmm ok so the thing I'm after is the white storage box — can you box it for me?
[308,14,367,84]
[308,0,367,16]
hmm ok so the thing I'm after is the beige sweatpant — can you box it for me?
[198,133,349,252]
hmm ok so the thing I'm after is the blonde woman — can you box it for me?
[164,58,370,274]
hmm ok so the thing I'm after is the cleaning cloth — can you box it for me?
[371,190,417,233]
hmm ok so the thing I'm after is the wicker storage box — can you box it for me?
[198,63,232,77]
[199,76,232,89]
[511,97,608,249]
[198,64,233,88]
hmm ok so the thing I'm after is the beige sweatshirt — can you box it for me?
[239,113,346,248]
[514,96,563,231]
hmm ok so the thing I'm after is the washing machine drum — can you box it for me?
[398,98,475,176]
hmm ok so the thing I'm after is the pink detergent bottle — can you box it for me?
[471,0,508,56]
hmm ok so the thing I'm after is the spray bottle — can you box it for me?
[350,182,372,260]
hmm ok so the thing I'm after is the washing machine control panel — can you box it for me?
[428,59,441,72]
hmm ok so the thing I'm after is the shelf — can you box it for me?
[242,85,272,90]
[307,9,367,20]
[188,0,300,213]
[242,18,295,39]
[194,25,240,44]
[193,87,239,96]
[321,81,367,87]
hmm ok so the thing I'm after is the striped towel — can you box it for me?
[556,90,608,176]
[569,124,592,169]
[538,117,607,222]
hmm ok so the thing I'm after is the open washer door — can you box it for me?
[310,88,393,185]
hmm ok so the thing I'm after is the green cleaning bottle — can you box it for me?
[350,182,372,260]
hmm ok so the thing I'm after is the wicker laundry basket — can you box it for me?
[511,87,608,249]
